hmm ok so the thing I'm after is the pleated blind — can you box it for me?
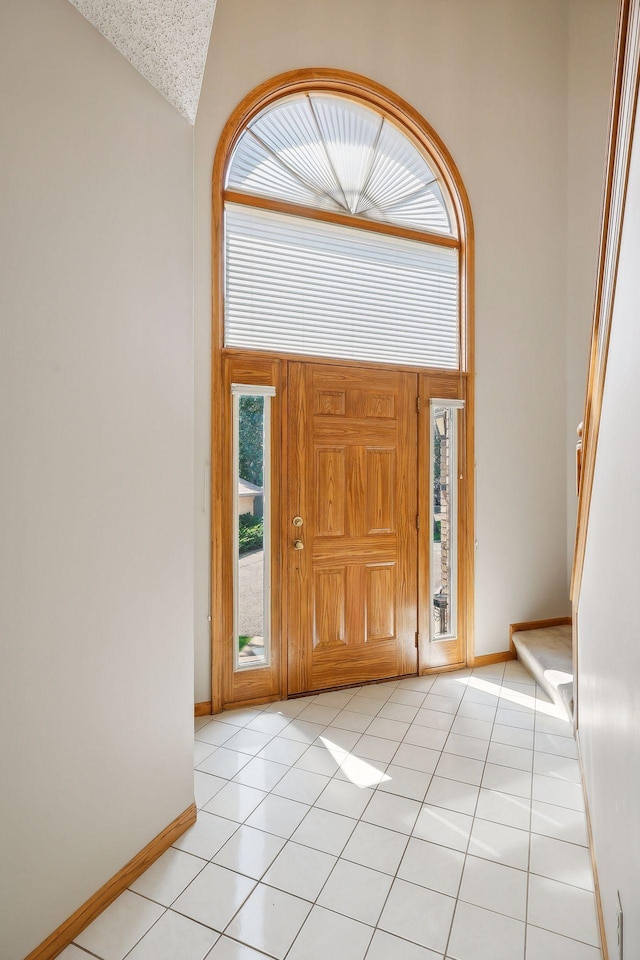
[224,203,460,369]
[226,93,455,237]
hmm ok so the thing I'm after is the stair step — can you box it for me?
[511,624,573,719]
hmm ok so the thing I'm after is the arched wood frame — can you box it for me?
[211,69,476,713]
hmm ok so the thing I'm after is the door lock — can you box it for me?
[293,539,304,550]
[292,516,304,527]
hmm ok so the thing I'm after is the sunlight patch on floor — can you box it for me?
[320,736,392,788]
[458,676,565,719]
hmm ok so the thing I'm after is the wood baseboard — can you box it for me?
[509,616,572,654]
[421,661,467,675]
[195,701,213,717]
[219,693,281,711]
[25,802,197,960]
[575,731,609,959]
[471,651,516,668]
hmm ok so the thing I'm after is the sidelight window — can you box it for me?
[430,399,464,641]
[232,384,275,670]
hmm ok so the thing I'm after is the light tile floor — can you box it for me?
[63,661,602,960]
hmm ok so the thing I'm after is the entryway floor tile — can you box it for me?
[446,900,525,960]
[74,891,164,960]
[125,910,219,960]
[212,824,286,880]
[262,841,336,900]
[225,884,311,959]
[286,905,374,960]
[378,877,455,954]
[129,847,207,906]
[366,929,443,960]
[341,820,408,875]
[100,666,603,960]
[171,862,255,930]
[317,858,393,926]
[397,836,464,897]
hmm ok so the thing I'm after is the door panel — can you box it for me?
[315,448,347,535]
[287,362,418,693]
[366,449,395,532]
[313,568,347,647]
[366,563,396,640]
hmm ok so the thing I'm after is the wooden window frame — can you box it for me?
[211,69,476,712]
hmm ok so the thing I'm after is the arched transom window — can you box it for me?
[223,91,463,370]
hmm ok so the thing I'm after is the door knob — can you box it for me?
[293,539,304,550]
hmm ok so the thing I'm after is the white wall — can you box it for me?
[577,95,640,960]
[0,3,195,957]
[194,0,578,700]
[566,0,617,580]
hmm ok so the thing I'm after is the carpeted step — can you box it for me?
[511,624,573,719]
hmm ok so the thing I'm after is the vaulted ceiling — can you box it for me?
[69,0,217,123]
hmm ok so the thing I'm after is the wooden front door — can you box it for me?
[287,362,418,694]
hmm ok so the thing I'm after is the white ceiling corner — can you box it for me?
[69,0,217,123]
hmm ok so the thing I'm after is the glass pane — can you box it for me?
[226,93,456,237]
[234,392,270,668]
[431,404,458,639]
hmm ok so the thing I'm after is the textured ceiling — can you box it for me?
[69,0,217,123]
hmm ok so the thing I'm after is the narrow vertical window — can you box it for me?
[430,399,464,641]
[232,384,275,670]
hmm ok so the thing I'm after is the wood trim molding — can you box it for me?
[222,346,469,380]
[216,693,281,711]
[572,0,640,605]
[471,651,516,668]
[24,803,197,960]
[509,616,573,654]
[576,731,610,959]
[421,662,467,676]
[224,189,460,249]
[195,701,212,717]
[417,375,472,673]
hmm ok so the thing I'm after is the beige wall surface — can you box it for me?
[194,0,614,700]
[566,0,617,582]
[0,2,195,957]
[578,97,640,960]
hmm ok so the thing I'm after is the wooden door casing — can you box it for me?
[287,362,419,694]
[212,353,286,712]
[211,71,476,710]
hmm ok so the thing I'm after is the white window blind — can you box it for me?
[226,93,456,237]
[224,203,459,369]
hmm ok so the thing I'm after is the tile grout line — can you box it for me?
[441,663,506,959]
[282,680,433,959]
[524,682,545,958]
[282,675,440,960]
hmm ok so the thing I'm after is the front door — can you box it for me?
[287,362,419,694]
